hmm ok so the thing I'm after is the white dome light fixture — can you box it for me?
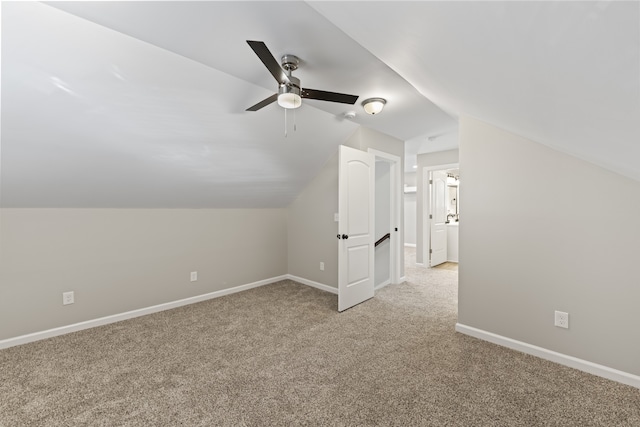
[277,92,301,109]
[362,97,386,115]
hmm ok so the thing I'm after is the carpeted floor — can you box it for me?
[1,250,639,426]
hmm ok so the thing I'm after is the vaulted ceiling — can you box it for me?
[2,1,638,208]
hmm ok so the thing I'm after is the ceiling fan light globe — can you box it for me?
[278,93,302,109]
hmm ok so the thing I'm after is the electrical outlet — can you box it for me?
[554,311,569,329]
[62,291,74,305]
[320,262,325,271]
[190,271,198,282]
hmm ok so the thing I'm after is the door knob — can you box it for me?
[342,234,349,239]
[337,234,341,239]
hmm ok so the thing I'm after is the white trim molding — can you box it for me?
[404,243,417,248]
[456,323,640,390]
[287,274,338,294]
[0,274,342,350]
[0,275,288,350]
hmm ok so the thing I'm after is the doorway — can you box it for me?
[370,149,402,289]
[421,163,459,268]
[337,146,402,312]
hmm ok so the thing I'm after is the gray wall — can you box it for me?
[416,149,459,263]
[345,127,404,163]
[458,116,640,375]
[0,208,287,340]
[403,192,417,246]
[287,126,405,288]
[404,171,417,187]
[287,153,340,287]
[1,126,404,342]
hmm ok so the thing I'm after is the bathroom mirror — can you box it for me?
[446,170,459,222]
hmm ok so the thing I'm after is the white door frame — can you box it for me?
[368,148,402,286]
[422,163,459,268]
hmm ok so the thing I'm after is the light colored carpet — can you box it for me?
[1,250,639,426]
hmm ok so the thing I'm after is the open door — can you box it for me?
[430,170,448,267]
[338,145,375,312]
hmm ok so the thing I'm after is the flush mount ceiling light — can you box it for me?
[362,98,386,115]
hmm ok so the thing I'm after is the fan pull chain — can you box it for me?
[284,108,287,138]
[294,107,297,132]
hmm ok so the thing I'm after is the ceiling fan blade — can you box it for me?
[246,93,278,111]
[301,88,359,105]
[247,40,289,85]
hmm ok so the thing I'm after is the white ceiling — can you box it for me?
[2,1,638,208]
[312,1,640,179]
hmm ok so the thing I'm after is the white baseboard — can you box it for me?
[399,275,406,282]
[0,275,288,350]
[455,323,640,390]
[404,243,416,248]
[286,274,338,294]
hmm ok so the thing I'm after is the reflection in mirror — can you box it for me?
[446,170,459,222]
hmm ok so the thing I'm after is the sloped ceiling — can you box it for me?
[2,1,638,208]
[311,1,640,181]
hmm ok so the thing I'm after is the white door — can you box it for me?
[338,145,375,312]
[430,170,448,267]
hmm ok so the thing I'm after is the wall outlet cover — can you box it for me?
[190,271,198,282]
[62,291,74,305]
[554,310,569,329]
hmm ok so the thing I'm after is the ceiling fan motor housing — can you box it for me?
[281,54,299,72]
[280,54,301,102]
[279,75,301,97]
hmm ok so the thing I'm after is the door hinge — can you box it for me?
[430,249,433,254]
[429,214,432,219]
[429,179,433,184]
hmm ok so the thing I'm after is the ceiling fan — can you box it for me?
[245,40,359,111]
